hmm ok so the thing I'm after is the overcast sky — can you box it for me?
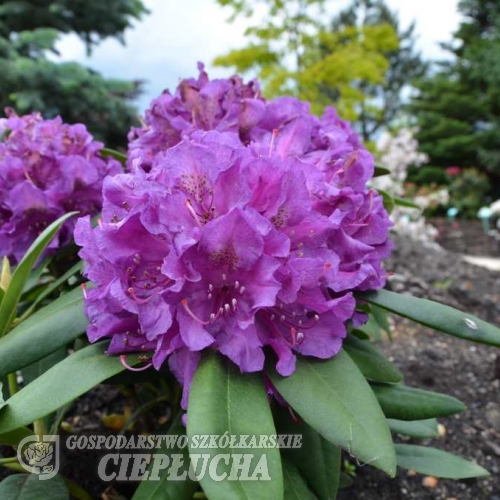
[51,0,461,112]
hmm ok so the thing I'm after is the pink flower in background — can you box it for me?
[446,166,462,176]
[0,109,121,262]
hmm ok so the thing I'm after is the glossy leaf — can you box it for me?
[356,314,383,341]
[187,352,283,500]
[21,261,84,319]
[0,473,69,499]
[339,473,353,490]
[378,189,395,213]
[372,384,466,420]
[374,165,391,177]
[277,406,340,500]
[268,350,396,477]
[22,348,68,387]
[132,415,198,500]
[0,342,141,434]
[392,197,421,210]
[282,458,318,500]
[343,335,402,384]
[101,147,127,165]
[371,305,392,339]
[388,418,439,439]
[0,426,32,446]
[0,287,87,378]
[0,212,77,338]
[395,444,489,479]
[360,289,500,347]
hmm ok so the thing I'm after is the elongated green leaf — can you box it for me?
[360,289,500,347]
[371,305,392,339]
[356,314,383,341]
[0,287,87,378]
[282,458,318,500]
[343,335,402,384]
[277,406,340,500]
[22,256,51,294]
[372,384,466,420]
[0,342,141,434]
[21,261,84,319]
[132,415,198,500]
[268,351,396,477]
[374,165,391,177]
[339,473,353,490]
[187,352,283,500]
[393,197,420,210]
[0,426,32,446]
[0,473,69,499]
[0,212,77,338]
[101,147,127,165]
[378,189,395,213]
[395,444,489,479]
[22,349,68,387]
[388,419,439,439]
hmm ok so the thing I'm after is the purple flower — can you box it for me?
[0,109,122,262]
[77,87,392,411]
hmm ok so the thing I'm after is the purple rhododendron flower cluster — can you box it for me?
[76,66,392,410]
[0,109,121,262]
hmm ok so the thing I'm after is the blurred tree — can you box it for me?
[411,0,500,191]
[331,0,426,141]
[213,0,398,122]
[0,1,148,147]
[0,1,147,50]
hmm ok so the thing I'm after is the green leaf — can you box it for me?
[0,426,32,446]
[0,287,88,378]
[377,189,395,213]
[101,147,127,165]
[0,473,69,499]
[22,348,68,386]
[267,350,396,477]
[356,314,383,341]
[132,415,198,500]
[0,342,141,434]
[395,444,490,479]
[343,335,402,384]
[392,197,421,210]
[360,289,500,347]
[371,305,392,340]
[374,165,391,177]
[282,457,318,500]
[0,212,77,338]
[22,256,51,294]
[187,351,283,500]
[387,418,439,439]
[276,406,340,500]
[371,384,466,420]
[339,473,353,489]
[20,260,84,319]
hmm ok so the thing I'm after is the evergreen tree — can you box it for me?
[0,1,148,147]
[411,0,500,189]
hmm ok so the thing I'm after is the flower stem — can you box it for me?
[7,372,18,397]
[34,418,47,440]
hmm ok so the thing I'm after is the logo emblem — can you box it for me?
[17,435,60,480]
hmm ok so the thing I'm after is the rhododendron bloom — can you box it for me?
[0,110,121,262]
[77,67,392,410]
